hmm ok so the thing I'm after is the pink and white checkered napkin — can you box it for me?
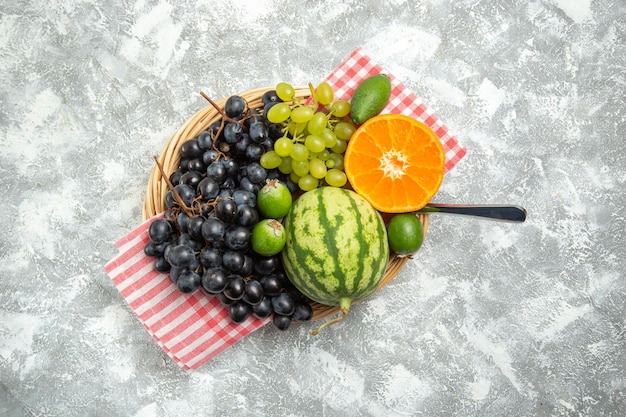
[104,48,466,370]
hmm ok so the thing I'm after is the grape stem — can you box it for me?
[199,91,241,123]
[199,91,245,159]
[189,195,210,217]
[153,156,194,217]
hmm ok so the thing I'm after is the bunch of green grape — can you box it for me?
[259,81,356,191]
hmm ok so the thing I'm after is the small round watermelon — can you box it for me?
[281,186,389,334]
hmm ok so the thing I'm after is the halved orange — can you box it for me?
[344,114,445,213]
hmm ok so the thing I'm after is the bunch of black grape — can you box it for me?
[143,92,313,330]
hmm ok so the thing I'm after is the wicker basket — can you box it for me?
[143,86,429,321]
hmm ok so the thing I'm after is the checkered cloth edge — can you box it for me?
[104,48,466,370]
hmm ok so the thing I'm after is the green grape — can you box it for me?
[307,112,327,135]
[289,171,300,184]
[325,159,335,168]
[309,158,327,179]
[334,121,356,141]
[276,82,295,101]
[274,137,294,157]
[331,139,347,154]
[278,156,293,174]
[260,151,283,169]
[290,143,309,161]
[316,82,334,105]
[325,169,347,187]
[286,121,306,137]
[330,100,350,118]
[304,135,326,153]
[316,149,330,161]
[329,152,344,170]
[291,159,309,177]
[267,102,291,123]
[298,174,319,191]
[290,106,315,124]
[321,128,337,148]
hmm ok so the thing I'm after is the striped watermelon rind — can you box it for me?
[281,187,389,332]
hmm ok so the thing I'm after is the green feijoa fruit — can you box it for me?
[257,179,292,219]
[251,219,287,257]
[350,74,392,125]
[387,213,424,257]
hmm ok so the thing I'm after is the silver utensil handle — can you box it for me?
[418,204,527,223]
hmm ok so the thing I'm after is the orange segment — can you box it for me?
[344,114,445,213]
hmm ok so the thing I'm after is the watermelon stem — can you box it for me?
[310,297,352,336]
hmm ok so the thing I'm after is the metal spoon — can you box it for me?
[418,204,527,223]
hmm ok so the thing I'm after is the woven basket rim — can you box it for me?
[143,86,429,322]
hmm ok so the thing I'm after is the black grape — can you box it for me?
[180,170,203,189]
[236,204,259,227]
[197,177,220,201]
[272,314,292,331]
[165,244,195,268]
[292,302,313,322]
[252,296,272,318]
[260,274,283,297]
[215,199,238,223]
[186,158,206,173]
[202,149,220,165]
[144,241,162,257]
[222,250,245,273]
[206,161,228,183]
[240,255,254,277]
[199,247,222,268]
[246,162,267,184]
[254,256,278,275]
[223,122,243,144]
[177,270,201,293]
[177,233,203,251]
[224,95,247,118]
[201,267,229,294]
[261,90,282,105]
[234,133,251,155]
[271,293,295,316]
[245,143,264,161]
[223,275,246,300]
[169,170,183,186]
[180,138,203,158]
[197,130,213,150]
[248,121,268,143]
[148,219,172,244]
[232,189,256,207]
[238,176,261,194]
[243,279,264,305]
[176,211,190,233]
[202,218,226,243]
[224,225,250,251]
[229,301,251,323]
[154,257,171,272]
[186,217,205,241]
[223,158,239,177]
[169,267,184,283]
[173,184,195,206]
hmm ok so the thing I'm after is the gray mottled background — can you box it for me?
[1,0,625,416]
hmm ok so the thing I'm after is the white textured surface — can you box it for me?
[1,0,625,416]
